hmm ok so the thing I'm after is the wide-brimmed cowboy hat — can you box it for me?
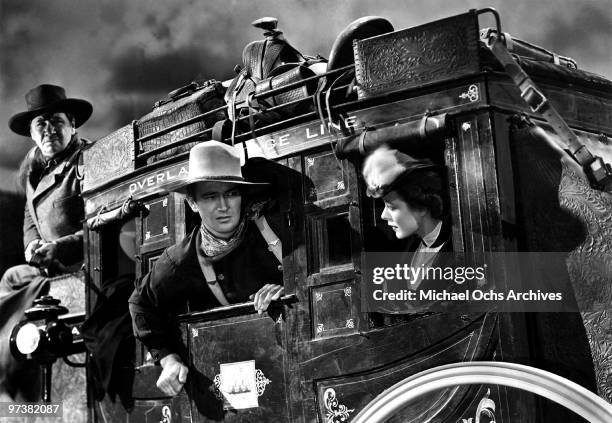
[9,84,93,137]
[362,145,440,198]
[167,141,270,194]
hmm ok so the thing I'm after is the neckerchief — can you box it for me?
[199,199,268,261]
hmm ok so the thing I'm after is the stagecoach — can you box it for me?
[11,8,612,423]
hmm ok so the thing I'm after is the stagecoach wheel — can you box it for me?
[351,362,612,423]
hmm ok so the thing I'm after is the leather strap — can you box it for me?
[247,93,259,135]
[230,90,238,146]
[254,216,282,263]
[212,120,226,142]
[358,128,370,156]
[486,34,612,191]
[313,78,327,129]
[195,217,282,307]
[195,234,230,306]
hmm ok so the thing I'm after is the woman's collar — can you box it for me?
[421,220,443,247]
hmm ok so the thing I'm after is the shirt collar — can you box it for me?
[421,220,443,247]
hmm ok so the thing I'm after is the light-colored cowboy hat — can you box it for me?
[362,145,440,198]
[167,140,270,193]
[9,84,93,137]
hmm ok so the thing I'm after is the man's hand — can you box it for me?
[158,354,189,396]
[25,239,43,263]
[33,241,59,268]
[250,284,284,315]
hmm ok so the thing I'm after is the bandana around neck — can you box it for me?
[199,199,268,261]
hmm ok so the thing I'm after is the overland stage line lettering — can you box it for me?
[128,165,189,195]
[254,115,358,151]
[88,115,360,214]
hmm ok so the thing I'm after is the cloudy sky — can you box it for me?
[1,0,610,192]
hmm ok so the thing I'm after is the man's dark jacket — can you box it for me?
[23,137,86,265]
[129,223,282,362]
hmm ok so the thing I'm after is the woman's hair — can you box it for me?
[390,169,448,221]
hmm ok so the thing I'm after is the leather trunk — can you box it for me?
[137,80,226,164]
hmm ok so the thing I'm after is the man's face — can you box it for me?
[29,112,75,158]
[187,181,242,239]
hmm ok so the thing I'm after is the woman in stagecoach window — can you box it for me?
[362,145,453,296]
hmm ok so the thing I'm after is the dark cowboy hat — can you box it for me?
[9,84,93,137]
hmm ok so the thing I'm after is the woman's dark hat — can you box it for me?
[9,84,93,137]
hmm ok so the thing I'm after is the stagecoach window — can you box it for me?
[141,196,170,245]
[309,211,353,272]
[100,219,137,280]
[304,150,349,203]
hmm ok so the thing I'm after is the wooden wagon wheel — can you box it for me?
[352,361,612,423]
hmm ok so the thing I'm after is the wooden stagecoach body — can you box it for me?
[66,9,612,423]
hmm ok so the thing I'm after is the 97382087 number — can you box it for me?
[0,402,62,417]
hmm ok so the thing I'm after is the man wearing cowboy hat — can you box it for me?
[129,141,284,397]
[0,84,92,401]
[0,84,92,294]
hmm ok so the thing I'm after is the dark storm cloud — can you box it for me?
[104,96,158,130]
[0,140,30,169]
[0,0,610,191]
[99,5,249,129]
[106,45,229,93]
[0,3,39,98]
[148,19,172,42]
[542,2,612,69]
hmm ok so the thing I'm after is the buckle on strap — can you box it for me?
[521,85,547,113]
